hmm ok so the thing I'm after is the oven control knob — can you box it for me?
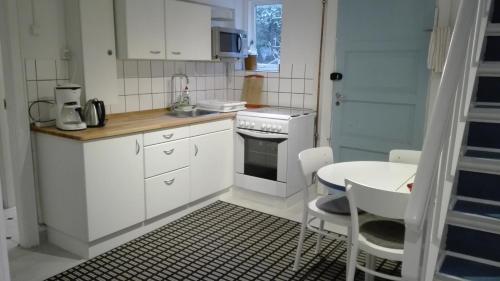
[239,121,245,127]
[251,123,255,128]
[277,126,282,132]
[271,125,277,131]
[261,124,267,130]
[245,121,250,127]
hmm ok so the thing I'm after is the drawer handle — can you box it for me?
[171,51,181,55]
[150,50,161,54]
[163,133,174,140]
[135,140,140,155]
[164,178,175,186]
[163,148,175,155]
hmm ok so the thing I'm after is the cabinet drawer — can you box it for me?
[143,126,189,146]
[145,167,190,219]
[144,139,189,178]
[190,119,233,137]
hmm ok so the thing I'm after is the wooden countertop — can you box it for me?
[32,109,236,141]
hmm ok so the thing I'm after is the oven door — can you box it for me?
[235,128,288,183]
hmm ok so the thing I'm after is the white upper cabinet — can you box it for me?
[165,0,212,61]
[114,0,166,59]
[65,0,118,104]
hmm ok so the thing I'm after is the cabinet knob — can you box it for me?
[150,50,161,54]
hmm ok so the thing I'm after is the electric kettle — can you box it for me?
[83,99,106,127]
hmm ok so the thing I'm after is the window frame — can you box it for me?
[248,0,283,72]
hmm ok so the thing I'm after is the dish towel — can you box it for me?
[427,26,452,73]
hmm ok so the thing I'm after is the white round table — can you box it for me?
[317,161,417,195]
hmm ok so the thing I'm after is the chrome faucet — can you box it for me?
[170,73,190,111]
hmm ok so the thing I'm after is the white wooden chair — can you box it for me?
[293,147,354,271]
[344,179,409,281]
[388,149,421,164]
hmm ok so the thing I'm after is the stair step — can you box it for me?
[460,155,500,175]
[445,225,500,261]
[487,23,500,36]
[469,106,500,122]
[467,122,500,149]
[450,197,500,234]
[456,169,500,201]
[475,76,500,103]
[484,37,500,61]
[438,253,500,281]
[493,0,500,23]
[478,62,500,76]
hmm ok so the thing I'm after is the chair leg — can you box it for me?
[346,239,358,281]
[364,254,376,281]
[293,211,309,271]
[315,219,325,255]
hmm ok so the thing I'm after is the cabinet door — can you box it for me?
[84,134,145,241]
[79,0,118,104]
[115,0,166,59]
[166,0,211,60]
[190,129,234,201]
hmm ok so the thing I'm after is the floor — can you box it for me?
[8,186,348,281]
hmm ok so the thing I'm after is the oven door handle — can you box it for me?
[236,128,288,140]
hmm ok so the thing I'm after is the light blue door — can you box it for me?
[332,0,435,162]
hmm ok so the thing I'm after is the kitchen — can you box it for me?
[1,0,327,279]
[0,0,482,280]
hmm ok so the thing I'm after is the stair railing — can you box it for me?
[402,0,490,280]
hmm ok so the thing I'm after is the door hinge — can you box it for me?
[3,99,6,109]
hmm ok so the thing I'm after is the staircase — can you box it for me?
[400,0,500,280]
[435,1,500,280]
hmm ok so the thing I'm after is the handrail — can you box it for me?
[404,0,478,232]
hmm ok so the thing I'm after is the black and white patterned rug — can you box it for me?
[47,201,400,280]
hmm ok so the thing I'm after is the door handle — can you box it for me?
[335,93,345,106]
[150,50,161,54]
[163,148,175,155]
[194,144,198,156]
[164,178,175,186]
[135,140,140,155]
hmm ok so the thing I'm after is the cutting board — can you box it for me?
[242,75,264,105]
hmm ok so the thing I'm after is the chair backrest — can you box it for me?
[389,149,421,165]
[345,179,409,220]
[298,146,334,187]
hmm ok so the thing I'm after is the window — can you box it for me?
[250,1,282,72]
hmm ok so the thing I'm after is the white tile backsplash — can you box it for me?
[26,81,38,102]
[305,79,314,95]
[292,79,305,94]
[139,94,153,111]
[37,80,57,100]
[125,95,140,112]
[138,78,152,94]
[292,63,305,79]
[151,77,164,93]
[111,96,126,114]
[36,59,57,80]
[56,60,69,80]
[25,59,37,80]
[125,78,139,95]
[152,93,164,109]
[292,94,304,108]
[279,78,292,93]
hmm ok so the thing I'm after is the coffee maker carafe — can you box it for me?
[55,84,87,131]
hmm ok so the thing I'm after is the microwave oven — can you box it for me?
[212,27,248,59]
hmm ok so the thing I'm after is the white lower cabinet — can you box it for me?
[84,134,145,240]
[36,119,234,258]
[190,129,234,201]
[145,167,190,219]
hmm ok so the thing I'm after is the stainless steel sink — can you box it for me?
[166,109,219,118]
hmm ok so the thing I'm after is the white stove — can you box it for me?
[235,107,316,197]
